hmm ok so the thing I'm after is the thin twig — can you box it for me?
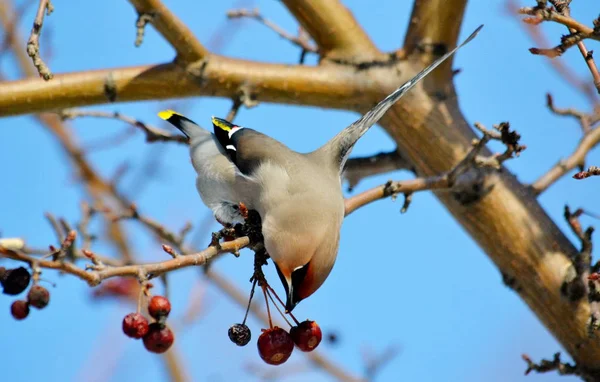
[574,166,600,180]
[26,0,53,80]
[60,109,189,144]
[134,12,154,47]
[343,151,414,192]
[227,8,317,56]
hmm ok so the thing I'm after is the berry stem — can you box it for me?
[242,278,257,325]
[265,287,293,328]
[137,283,144,314]
[266,283,300,325]
[262,284,273,329]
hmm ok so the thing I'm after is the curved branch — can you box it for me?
[0,58,370,117]
[281,0,379,60]
[531,127,600,194]
[127,0,208,62]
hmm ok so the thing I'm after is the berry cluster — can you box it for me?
[226,279,322,366]
[122,295,174,354]
[2,266,51,320]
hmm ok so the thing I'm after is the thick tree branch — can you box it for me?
[127,0,208,62]
[0,59,370,117]
[280,0,380,61]
[403,0,468,81]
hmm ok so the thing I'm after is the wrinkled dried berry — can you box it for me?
[1,267,31,295]
[27,285,50,309]
[11,300,29,320]
[228,323,251,346]
[143,323,174,353]
[257,327,294,365]
[123,313,150,339]
[290,320,322,352]
[148,295,171,320]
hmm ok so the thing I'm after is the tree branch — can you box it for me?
[531,98,600,194]
[280,0,380,61]
[0,59,370,117]
[127,0,208,62]
[343,151,414,192]
[402,0,468,81]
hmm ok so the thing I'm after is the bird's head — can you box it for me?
[265,220,341,312]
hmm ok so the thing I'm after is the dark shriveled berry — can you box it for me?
[27,285,50,309]
[1,267,31,295]
[122,313,149,339]
[228,323,251,346]
[148,295,171,320]
[257,327,294,365]
[290,320,322,352]
[143,323,174,353]
[11,300,29,320]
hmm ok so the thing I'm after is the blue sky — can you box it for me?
[1,0,599,381]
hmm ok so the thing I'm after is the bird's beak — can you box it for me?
[285,286,299,313]
[274,262,299,313]
[211,116,235,131]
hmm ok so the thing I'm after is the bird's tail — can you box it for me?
[158,110,210,139]
[315,24,483,173]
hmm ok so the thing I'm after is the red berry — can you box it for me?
[1,267,31,295]
[27,285,50,309]
[11,300,29,320]
[143,323,174,353]
[122,313,149,339]
[257,327,294,365]
[290,320,322,352]
[148,296,171,319]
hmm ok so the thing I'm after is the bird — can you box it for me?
[159,25,482,312]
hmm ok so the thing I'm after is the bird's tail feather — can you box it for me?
[318,24,483,172]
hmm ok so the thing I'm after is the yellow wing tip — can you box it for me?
[158,109,179,120]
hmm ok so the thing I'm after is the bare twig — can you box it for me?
[26,0,53,80]
[518,4,600,44]
[60,109,189,144]
[363,344,401,381]
[522,353,579,376]
[574,166,600,180]
[546,93,600,132]
[507,0,596,100]
[226,84,259,122]
[343,151,414,192]
[531,114,600,194]
[127,0,208,62]
[134,12,154,47]
[227,8,317,56]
